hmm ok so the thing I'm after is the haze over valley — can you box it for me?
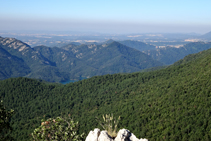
[1,31,211,48]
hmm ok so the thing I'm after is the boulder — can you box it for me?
[85,128,101,141]
[98,131,113,141]
[85,128,148,141]
[129,133,148,141]
[114,129,130,141]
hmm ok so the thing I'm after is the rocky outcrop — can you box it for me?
[85,128,100,141]
[98,131,113,141]
[85,128,148,141]
[0,37,30,52]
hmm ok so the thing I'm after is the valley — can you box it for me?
[1,32,211,140]
[1,33,211,83]
[1,45,211,140]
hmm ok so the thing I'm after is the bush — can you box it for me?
[96,114,121,138]
[31,115,84,141]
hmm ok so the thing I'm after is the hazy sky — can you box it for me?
[0,0,211,34]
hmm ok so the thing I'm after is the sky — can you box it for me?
[0,0,211,34]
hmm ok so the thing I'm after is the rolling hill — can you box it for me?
[0,36,163,82]
[1,46,211,140]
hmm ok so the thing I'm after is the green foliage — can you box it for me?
[96,114,120,138]
[0,99,14,141]
[31,116,84,141]
[2,47,211,140]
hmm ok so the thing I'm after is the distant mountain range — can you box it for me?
[200,31,211,40]
[0,36,163,82]
[2,39,211,140]
[143,42,211,65]
[119,40,156,51]
[1,36,211,82]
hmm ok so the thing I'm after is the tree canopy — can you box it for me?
[1,47,211,140]
[0,99,14,140]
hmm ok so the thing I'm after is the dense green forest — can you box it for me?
[1,47,211,140]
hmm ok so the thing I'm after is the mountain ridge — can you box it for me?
[143,42,211,65]
[0,37,163,82]
[2,46,211,140]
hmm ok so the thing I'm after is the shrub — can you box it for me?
[31,115,84,141]
[96,114,121,138]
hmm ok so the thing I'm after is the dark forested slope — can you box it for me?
[0,47,31,79]
[1,47,211,140]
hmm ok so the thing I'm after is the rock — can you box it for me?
[114,129,130,141]
[128,133,140,141]
[129,133,148,141]
[85,128,101,141]
[139,139,148,141]
[98,131,113,141]
[85,128,148,141]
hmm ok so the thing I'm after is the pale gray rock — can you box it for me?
[129,133,148,141]
[114,129,148,141]
[85,128,148,141]
[114,129,130,141]
[139,139,148,141]
[85,128,101,141]
[98,131,113,141]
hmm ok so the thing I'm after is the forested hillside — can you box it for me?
[0,47,31,79]
[143,42,211,65]
[1,47,211,140]
[0,36,163,82]
[37,41,163,78]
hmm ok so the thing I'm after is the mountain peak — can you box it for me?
[200,31,211,39]
[108,41,124,47]
[104,39,115,44]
